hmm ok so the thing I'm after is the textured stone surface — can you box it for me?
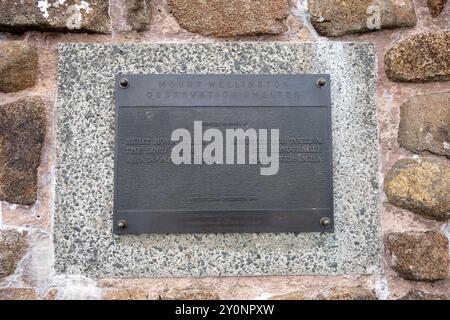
[385,32,450,82]
[55,43,381,277]
[399,289,448,300]
[159,287,220,300]
[384,158,450,220]
[168,0,289,37]
[0,288,37,300]
[308,0,417,37]
[387,231,449,281]
[0,230,28,279]
[103,289,150,300]
[44,289,58,300]
[0,0,110,34]
[0,41,38,93]
[269,291,305,300]
[398,92,450,158]
[125,0,151,31]
[428,0,448,17]
[0,97,46,206]
[316,286,377,300]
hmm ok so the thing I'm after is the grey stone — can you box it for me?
[308,0,417,37]
[55,43,381,277]
[0,229,28,279]
[398,92,450,158]
[0,97,47,206]
[0,0,110,34]
[125,0,151,31]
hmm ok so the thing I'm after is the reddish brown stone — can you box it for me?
[269,291,305,300]
[387,231,449,281]
[316,286,377,300]
[385,32,450,82]
[398,92,450,158]
[0,288,37,300]
[427,0,448,17]
[0,41,38,93]
[0,230,28,279]
[159,287,219,300]
[103,289,150,300]
[0,97,47,206]
[309,0,417,37]
[44,289,58,300]
[168,0,290,37]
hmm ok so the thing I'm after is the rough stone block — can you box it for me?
[308,0,417,37]
[0,97,46,206]
[0,230,28,279]
[0,41,38,93]
[168,0,290,37]
[0,288,37,300]
[385,32,450,82]
[0,0,110,34]
[387,231,449,281]
[384,158,450,220]
[398,92,450,158]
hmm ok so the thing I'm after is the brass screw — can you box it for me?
[317,78,327,88]
[117,219,128,229]
[119,78,129,88]
[320,217,331,228]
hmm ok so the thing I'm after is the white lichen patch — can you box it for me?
[37,0,51,18]
[425,132,433,143]
[52,0,67,8]
[444,141,449,149]
[78,1,93,13]
[51,275,101,300]
[37,0,92,19]
[373,276,390,300]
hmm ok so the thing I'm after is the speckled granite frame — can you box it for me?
[55,43,382,277]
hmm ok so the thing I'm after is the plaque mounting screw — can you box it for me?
[317,78,327,88]
[119,78,129,88]
[117,219,128,229]
[320,217,331,228]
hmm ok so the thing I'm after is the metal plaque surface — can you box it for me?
[114,74,333,234]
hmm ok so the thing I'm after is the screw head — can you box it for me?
[317,78,327,88]
[119,78,129,88]
[320,217,331,228]
[117,219,128,229]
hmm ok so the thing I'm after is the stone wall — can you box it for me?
[0,0,449,300]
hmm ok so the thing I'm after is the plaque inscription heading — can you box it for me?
[114,74,333,234]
